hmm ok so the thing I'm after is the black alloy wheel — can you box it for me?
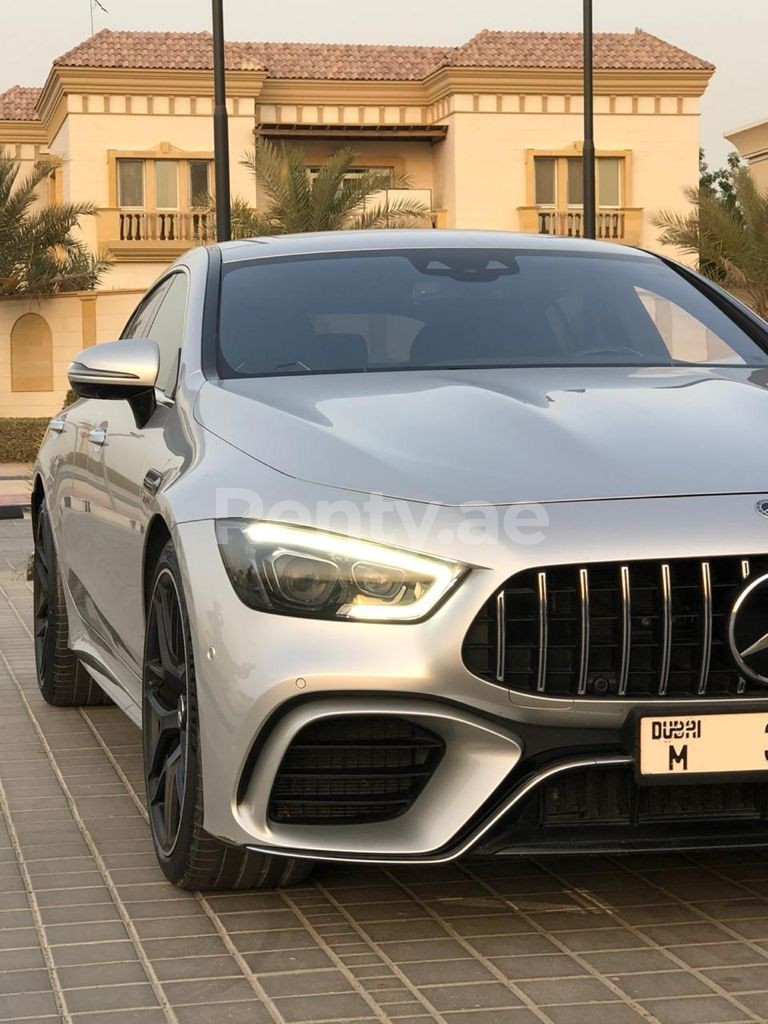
[142,539,313,889]
[33,499,108,706]
[32,508,53,681]
[143,566,189,857]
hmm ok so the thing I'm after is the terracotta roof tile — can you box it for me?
[55,31,239,72]
[245,42,449,80]
[53,30,445,79]
[52,28,712,80]
[0,85,42,121]
[454,29,714,71]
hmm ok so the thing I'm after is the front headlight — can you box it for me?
[215,520,468,623]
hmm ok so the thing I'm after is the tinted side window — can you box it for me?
[144,273,188,393]
[122,281,171,341]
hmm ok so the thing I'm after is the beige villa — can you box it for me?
[726,117,768,191]
[0,27,713,416]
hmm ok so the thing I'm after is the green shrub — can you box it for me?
[0,418,50,462]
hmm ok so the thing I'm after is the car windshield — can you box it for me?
[217,248,768,377]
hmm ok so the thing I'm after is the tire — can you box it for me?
[33,500,109,707]
[142,540,313,890]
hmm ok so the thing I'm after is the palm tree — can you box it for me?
[229,140,431,237]
[0,151,111,296]
[653,166,768,319]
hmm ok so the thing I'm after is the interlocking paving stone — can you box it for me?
[542,1005,649,1024]
[173,1006,273,1024]
[0,989,59,1019]
[639,994,751,1023]
[3,516,768,1024]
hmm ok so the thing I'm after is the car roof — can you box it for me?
[217,229,655,264]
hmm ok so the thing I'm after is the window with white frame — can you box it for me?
[117,159,145,208]
[534,157,557,207]
[116,157,212,210]
[534,155,624,209]
[189,160,211,204]
[155,160,179,210]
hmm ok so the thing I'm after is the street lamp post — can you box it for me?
[582,0,596,240]
[212,0,231,241]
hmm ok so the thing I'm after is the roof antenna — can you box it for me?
[90,0,108,36]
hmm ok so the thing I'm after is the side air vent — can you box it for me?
[268,715,445,826]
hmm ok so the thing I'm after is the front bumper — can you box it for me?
[174,494,768,862]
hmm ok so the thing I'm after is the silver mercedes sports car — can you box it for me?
[33,230,768,890]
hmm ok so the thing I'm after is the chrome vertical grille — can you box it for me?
[618,565,631,696]
[697,562,712,696]
[577,568,590,696]
[462,556,768,699]
[658,564,672,696]
[536,571,548,693]
[495,590,506,683]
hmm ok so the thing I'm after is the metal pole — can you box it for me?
[212,0,231,241]
[582,0,596,240]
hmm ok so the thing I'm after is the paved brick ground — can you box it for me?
[5,517,768,1024]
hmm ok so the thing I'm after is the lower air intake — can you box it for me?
[540,766,767,827]
[268,715,445,826]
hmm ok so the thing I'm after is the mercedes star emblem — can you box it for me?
[729,572,768,684]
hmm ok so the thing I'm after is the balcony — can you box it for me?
[98,208,214,261]
[99,190,436,260]
[518,206,643,245]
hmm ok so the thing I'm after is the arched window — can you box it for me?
[10,313,53,392]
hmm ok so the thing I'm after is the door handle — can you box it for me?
[49,417,66,434]
[87,426,107,447]
[143,469,163,497]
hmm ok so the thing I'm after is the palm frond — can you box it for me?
[652,166,768,319]
[240,142,433,236]
[309,148,359,230]
[230,196,274,238]
[0,151,109,296]
[351,197,432,231]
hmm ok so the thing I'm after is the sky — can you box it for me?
[3,0,766,167]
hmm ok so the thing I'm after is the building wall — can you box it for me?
[5,81,706,291]
[0,291,143,417]
[726,120,768,192]
[434,95,700,254]
[52,98,255,260]
[1,139,53,213]
[748,157,768,191]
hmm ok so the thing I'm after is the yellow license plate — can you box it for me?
[638,712,768,778]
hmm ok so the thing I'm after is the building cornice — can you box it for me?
[38,64,267,109]
[258,79,426,106]
[0,120,47,144]
[36,70,67,138]
[725,120,768,160]
[28,61,714,145]
[423,66,714,102]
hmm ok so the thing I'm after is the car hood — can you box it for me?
[195,365,768,506]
